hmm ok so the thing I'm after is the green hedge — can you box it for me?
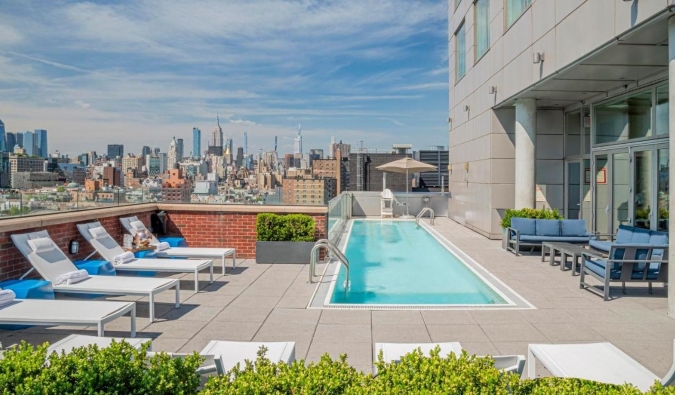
[501,207,564,229]
[3,342,674,394]
[0,341,202,395]
[256,213,315,242]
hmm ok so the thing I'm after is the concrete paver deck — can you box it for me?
[1,217,673,377]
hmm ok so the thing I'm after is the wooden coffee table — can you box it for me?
[541,242,602,276]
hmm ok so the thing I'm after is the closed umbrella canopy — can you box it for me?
[376,158,437,218]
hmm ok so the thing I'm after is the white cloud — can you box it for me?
[74,100,91,109]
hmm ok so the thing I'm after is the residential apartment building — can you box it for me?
[9,155,46,176]
[121,155,144,174]
[162,167,192,202]
[11,172,61,189]
[348,152,410,191]
[449,0,675,239]
[312,157,348,194]
[282,177,336,205]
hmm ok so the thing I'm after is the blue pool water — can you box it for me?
[330,221,507,305]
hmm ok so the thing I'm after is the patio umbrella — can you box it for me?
[376,157,437,218]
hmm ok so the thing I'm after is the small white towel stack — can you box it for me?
[0,289,16,307]
[54,269,90,286]
[113,251,135,265]
[155,242,170,251]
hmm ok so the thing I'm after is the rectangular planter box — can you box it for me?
[255,241,316,264]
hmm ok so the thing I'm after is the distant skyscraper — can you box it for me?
[293,124,303,155]
[23,132,36,156]
[168,137,178,167]
[15,132,23,148]
[236,147,244,167]
[35,129,48,157]
[244,132,248,155]
[192,127,201,158]
[141,146,151,157]
[176,138,184,162]
[107,144,124,159]
[211,114,223,148]
[0,119,5,153]
[5,132,16,153]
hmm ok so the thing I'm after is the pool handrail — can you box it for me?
[308,239,350,290]
[416,208,435,226]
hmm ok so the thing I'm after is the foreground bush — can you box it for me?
[256,213,315,242]
[0,341,202,395]
[2,342,674,394]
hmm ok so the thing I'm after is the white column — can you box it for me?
[667,16,675,318]
[515,98,537,209]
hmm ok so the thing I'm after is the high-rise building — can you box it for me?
[293,124,303,155]
[23,132,36,156]
[122,155,144,174]
[243,132,248,155]
[141,146,151,157]
[236,147,244,168]
[329,139,350,159]
[192,128,201,159]
[15,132,23,148]
[35,129,48,158]
[176,138,184,162]
[161,167,192,202]
[5,132,16,153]
[102,165,121,187]
[0,119,5,153]
[107,144,124,159]
[168,137,179,168]
[211,114,223,147]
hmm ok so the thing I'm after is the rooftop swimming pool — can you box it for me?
[327,220,510,306]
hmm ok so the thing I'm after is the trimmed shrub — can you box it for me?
[501,207,564,229]
[256,213,315,242]
[0,340,202,395]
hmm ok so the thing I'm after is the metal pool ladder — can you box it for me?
[309,239,350,290]
[416,207,435,226]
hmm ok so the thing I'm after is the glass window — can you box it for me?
[474,0,489,60]
[456,21,466,80]
[656,84,669,136]
[594,91,652,145]
[506,0,532,28]
[564,111,581,157]
[658,148,669,231]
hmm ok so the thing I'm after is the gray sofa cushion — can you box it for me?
[511,218,535,235]
[561,220,588,237]
[589,239,612,252]
[615,225,633,244]
[519,235,590,243]
[631,227,652,244]
[535,220,560,237]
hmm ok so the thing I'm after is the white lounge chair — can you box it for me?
[374,342,526,376]
[120,216,237,274]
[381,189,395,218]
[528,342,675,391]
[12,231,180,322]
[47,334,150,354]
[77,222,214,294]
[0,299,136,337]
[199,340,296,373]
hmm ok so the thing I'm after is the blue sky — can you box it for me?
[0,0,448,157]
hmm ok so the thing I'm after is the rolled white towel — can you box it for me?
[155,242,170,251]
[113,251,135,265]
[54,270,90,286]
[0,290,16,307]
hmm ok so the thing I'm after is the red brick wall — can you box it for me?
[0,211,153,281]
[164,211,328,258]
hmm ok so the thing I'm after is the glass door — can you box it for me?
[633,149,653,229]
[612,152,631,230]
[593,150,631,234]
[657,148,669,231]
[565,161,581,219]
[594,154,610,233]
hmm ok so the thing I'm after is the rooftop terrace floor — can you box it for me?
[1,217,673,377]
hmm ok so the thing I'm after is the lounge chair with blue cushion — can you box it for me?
[580,243,668,300]
[506,218,591,256]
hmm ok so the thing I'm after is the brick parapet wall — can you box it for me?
[0,204,329,280]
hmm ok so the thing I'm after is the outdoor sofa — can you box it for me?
[506,218,591,256]
[590,224,668,254]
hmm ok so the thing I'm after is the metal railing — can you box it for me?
[416,207,435,226]
[308,239,350,290]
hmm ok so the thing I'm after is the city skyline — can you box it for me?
[0,0,448,157]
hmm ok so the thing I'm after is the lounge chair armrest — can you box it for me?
[591,232,615,240]
[506,227,520,240]
[606,259,669,264]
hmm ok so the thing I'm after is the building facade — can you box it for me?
[193,127,201,158]
[11,172,60,189]
[35,129,48,158]
[348,152,410,192]
[162,167,192,202]
[312,157,348,194]
[0,119,4,153]
[107,144,124,159]
[449,0,675,239]
[281,177,335,205]
[9,155,45,175]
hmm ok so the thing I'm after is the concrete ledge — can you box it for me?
[0,203,328,233]
[157,204,328,214]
